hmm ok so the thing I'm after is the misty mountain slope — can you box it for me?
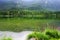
[0,0,60,11]
[42,0,60,11]
[0,0,17,10]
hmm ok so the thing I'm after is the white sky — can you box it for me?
[22,0,34,2]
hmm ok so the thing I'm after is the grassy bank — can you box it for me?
[0,18,59,32]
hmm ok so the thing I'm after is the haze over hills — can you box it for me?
[0,0,60,11]
[0,0,17,10]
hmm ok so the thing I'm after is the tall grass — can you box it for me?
[0,18,58,32]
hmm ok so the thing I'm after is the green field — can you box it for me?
[0,18,59,32]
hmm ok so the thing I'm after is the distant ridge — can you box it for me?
[0,0,60,11]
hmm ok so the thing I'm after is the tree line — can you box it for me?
[0,10,60,19]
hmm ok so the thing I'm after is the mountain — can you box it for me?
[18,0,60,11]
[0,0,17,11]
[0,0,60,11]
[41,0,60,11]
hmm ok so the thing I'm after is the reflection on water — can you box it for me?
[0,31,32,40]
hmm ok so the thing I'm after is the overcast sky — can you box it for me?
[0,0,60,5]
[0,0,60,3]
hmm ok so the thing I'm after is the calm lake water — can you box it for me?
[0,31,32,40]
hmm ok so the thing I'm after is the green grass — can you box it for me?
[27,30,60,40]
[1,37,12,40]
[0,18,59,32]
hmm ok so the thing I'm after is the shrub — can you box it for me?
[36,33,49,40]
[28,30,60,40]
[28,32,49,40]
[27,32,37,39]
[45,30,60,39]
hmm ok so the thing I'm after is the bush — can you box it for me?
[45,30,60,39]
[27,32,37,39]
[36,33,49,40]
[28,30,60,40]
[28,32,49,40]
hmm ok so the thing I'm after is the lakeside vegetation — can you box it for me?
[0,18,57,32]
[0,10,60,32]
[28,29,60,40]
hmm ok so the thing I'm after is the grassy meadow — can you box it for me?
[0,18,59,32]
